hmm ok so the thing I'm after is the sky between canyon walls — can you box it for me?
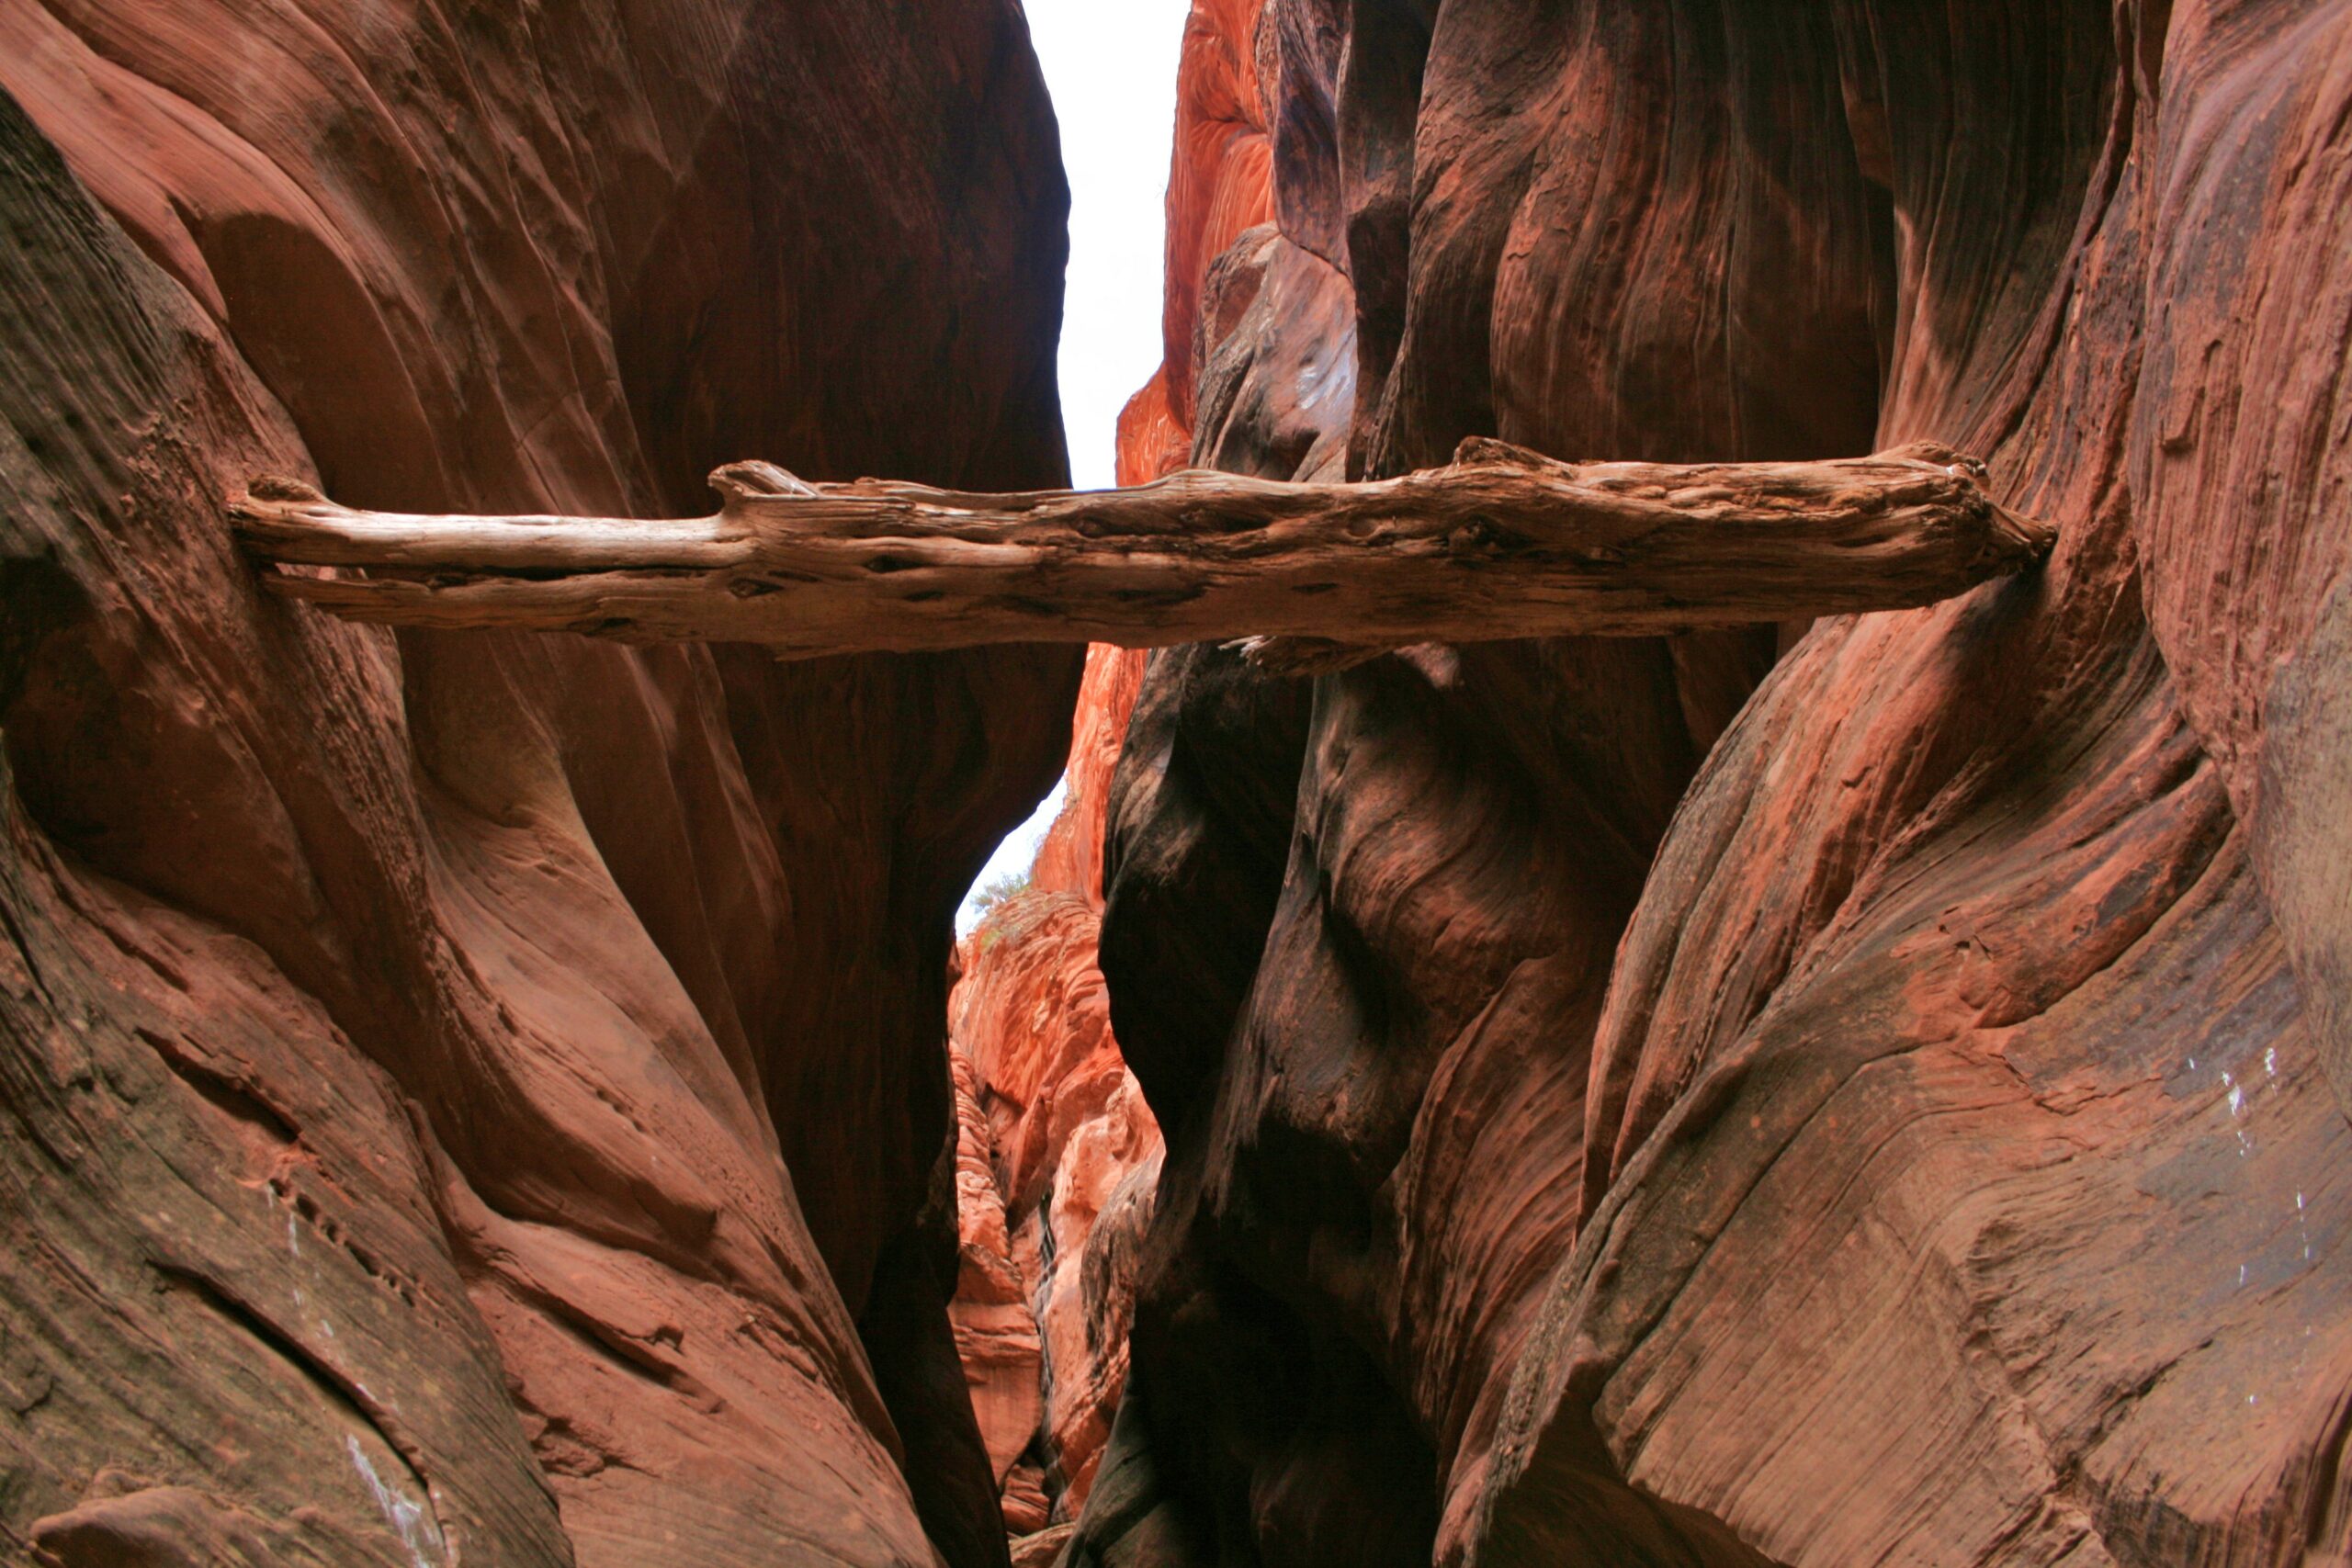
[1028,0,1191,490]
[956,0,1191,934]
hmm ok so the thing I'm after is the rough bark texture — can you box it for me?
[230,447,2051,653]
[1070,1,2352,1566]
[0,2,1077,1563]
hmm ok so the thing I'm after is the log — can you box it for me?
[229,440,2052,660]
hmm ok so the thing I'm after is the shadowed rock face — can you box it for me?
[0,2,1077,1564]
[1077,1,2352,1565]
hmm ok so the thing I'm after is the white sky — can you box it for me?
[956,776,1067,938]
[1030,0,1193,491]
[954,0,1191,939]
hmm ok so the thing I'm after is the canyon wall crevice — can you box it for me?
[948,644,1161,1552]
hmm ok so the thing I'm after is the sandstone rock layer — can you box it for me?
[951,644,1162,1532]
[5,0,2349,1564]
[1073,1,2352,1565]
[0,2,1077,1564]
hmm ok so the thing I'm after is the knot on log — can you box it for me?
[1226,637,1392,677]
[243,474,329,505]
[709,460,818,506]
[1451,436,1580,477]
[1881,438,1989,479]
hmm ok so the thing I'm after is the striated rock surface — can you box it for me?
[1075,1,2352,1566]
[1115,0,1283,486]
[0,2,1077,1565]
[950,1047,1048,1500]
[8,0,2348,1564]
[950,644,1162,1531]
[1034,648,1151,922]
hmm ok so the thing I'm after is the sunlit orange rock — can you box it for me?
[1115,369,1194,486]
[1161,0,1277,431]
[948,642,1159,1528]
[1114,0,1278,485]
[1034,646,1150,908]
[948,1047,1045,1495]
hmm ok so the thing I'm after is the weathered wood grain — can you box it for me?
[232,440,2051,658]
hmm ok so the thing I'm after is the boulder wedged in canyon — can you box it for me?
[1068,1,2352,1565]
[0,1,1078,1563]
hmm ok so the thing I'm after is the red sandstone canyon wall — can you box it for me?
[1073,2,2352,1566]
[0,3,1079,1564]
[1114,0,1282,487]
[950,645,1158,1549]
[6,0,2348,1563]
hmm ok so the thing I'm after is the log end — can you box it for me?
[229,475,352,554]
[1990,502,2060,560]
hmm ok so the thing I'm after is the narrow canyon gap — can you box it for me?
[3,5,2350,1568]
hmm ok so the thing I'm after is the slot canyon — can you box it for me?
[0,1,2347,1567]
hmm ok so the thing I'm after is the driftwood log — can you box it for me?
[231,438,2052,664]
